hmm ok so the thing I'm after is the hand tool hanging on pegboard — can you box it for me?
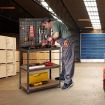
[29,25,35,47]
[40,27,48,46]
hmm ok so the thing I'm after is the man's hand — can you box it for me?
[48,37,55,45]
[48,37,53,42]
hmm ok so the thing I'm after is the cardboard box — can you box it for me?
[6,37,16,49]
[0,50,6,63]
[16,51,20,61]
[6,63,16,76]
[16,62,19,72]
[0,64,6,78]
[7,51,15,63]
[0,35,6,49]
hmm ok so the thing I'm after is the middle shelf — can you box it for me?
[20,64,60,72]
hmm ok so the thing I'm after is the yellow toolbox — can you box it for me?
[29,72,48,85]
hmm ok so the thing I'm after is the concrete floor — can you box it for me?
[0,63,105,105]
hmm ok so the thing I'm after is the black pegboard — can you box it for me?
[19,18,51,47]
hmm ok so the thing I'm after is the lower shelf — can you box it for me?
[21,80,60,93]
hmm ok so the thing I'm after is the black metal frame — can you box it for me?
[19,47,61,94]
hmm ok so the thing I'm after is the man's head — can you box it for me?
[41,17,54,29]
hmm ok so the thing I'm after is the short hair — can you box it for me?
[41,17,55,24]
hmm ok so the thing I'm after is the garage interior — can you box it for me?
[0,0,105,105]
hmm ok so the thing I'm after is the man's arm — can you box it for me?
[48,32,59,42]
[50,32,70,47]
[52,32,59,40]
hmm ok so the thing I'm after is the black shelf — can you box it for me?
[19,19,61,93]
[20,64,60,72]
[20,47,60,52]
[21,80,59,93]
[19,47,61,93]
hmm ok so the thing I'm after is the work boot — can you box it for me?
[62,80,73,89]
[55,76,65,80]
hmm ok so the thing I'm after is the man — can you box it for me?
[41,17,75,89]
